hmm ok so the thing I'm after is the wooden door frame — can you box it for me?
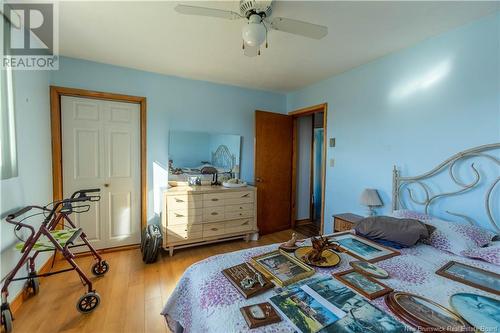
[49,85,147,231]
[289,103,328,234]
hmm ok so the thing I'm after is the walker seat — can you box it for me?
[15,228,82,252]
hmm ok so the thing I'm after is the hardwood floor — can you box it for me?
[294,222,320,237]
[11,229,302,333]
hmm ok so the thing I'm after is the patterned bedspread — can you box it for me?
[161,240,499,332]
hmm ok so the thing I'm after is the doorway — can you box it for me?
[50,86,147,250]
[290,104,327,237]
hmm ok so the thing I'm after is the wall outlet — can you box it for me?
[329,158,335,167]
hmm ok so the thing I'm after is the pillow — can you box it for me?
[354,216,430,247]
[461,242,500,266]
[426,218,495,255]
[392,209,432,222]
[355,230,408,249]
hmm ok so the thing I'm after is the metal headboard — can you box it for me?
[392,143,500,232]
[211,144,236,171]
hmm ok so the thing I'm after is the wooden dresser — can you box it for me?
[161,185,258,256]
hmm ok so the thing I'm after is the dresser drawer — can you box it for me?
[225,210,253,220]
[203,206,225,222]
[225,203,253,212]
[334,219,355,232]
[224,191,254,205]
[167,209,203,225]
[166,195,203,211]
[203,193,225,207]
[203,222,226,238]
[166,224,203,243]
[225,218,253,233]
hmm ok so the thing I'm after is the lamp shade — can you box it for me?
[360,189,383,207]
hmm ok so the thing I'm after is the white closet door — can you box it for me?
[61,96,140,249]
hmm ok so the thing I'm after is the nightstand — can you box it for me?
[333,213,364,232]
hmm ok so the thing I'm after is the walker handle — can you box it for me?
[70,188,101,199]
[6,206,33,220]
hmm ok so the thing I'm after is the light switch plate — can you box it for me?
[329,138,336,147]
[329,159,335,167]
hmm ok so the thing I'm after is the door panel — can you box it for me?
[255,111,293,234]
[108,130,131,178]
[62,96,140,250]
[74,129,100,179]
[73,204,101,241]
[109,191,132,239]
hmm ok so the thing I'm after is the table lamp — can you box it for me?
[360,188,383,216]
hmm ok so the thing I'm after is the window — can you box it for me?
[0,67,17,179]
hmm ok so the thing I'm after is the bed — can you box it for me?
[161,144,500,332]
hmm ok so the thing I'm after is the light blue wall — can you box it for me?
[1,70,52,301]
[50,57,286,221]
[287,13,500,233]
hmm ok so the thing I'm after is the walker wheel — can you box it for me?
[91,261,109,276]
[76,292,100,313]
[26,275,40,295]
[1,309,13,333]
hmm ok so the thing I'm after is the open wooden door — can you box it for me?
[255,111,293,235]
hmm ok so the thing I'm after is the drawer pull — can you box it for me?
[211,198,219,201]
[239,207,244,210]
[241,194,250,198]
[242,221,249,225]
[211,212,218,216]
[175,213,184,217]
[211,228,218,231]
[184,229,188,232]
[175,198,184,203]
[239,213,243,216]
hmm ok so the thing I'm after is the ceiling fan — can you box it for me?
[174,0,328,57]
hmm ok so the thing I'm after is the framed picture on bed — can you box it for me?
[327,232,400,262]
[250,250,315,286]
[333,269,393,300]
[385,291,473,332]
[436,261,500,295]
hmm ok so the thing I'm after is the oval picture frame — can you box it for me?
[385,292,472,332]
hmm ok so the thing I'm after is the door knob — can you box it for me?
[104,183,110,188]
[255,177,263,183]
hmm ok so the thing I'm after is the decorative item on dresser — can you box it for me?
[333,213,363,232]
[161,185,257,256]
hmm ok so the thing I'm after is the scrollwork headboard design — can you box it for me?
[392,143,500,232]
[211,144,236,172]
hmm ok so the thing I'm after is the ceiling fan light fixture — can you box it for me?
[242,15,266,47]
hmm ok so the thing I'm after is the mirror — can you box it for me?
[168,130,241,181]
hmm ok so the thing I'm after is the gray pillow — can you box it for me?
[354,216,430,246]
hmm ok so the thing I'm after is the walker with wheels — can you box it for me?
[1,189,109,333]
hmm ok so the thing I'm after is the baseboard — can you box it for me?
[295,219,312,226]
[10,254,54,315]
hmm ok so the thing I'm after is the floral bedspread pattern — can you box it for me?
[161,241,500,332]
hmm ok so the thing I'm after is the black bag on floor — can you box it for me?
[141,224,162,263]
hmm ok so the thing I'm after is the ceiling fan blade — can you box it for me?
[269,17,328,39]
[243,44,259,57]
[175,4,242,20]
